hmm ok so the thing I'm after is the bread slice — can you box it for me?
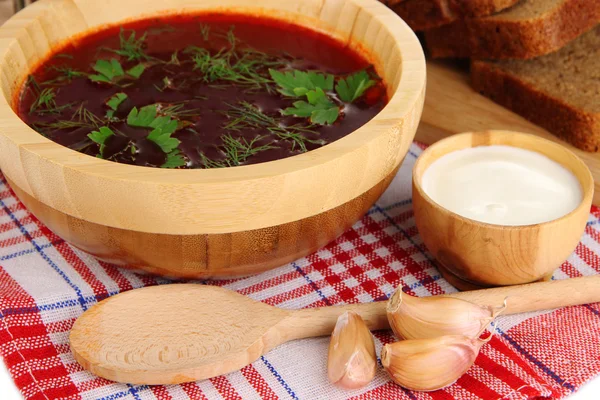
[425,0,600,59]
[471,26,600,151]
[391,0,520,31]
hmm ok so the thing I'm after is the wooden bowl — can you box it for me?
[412,131,594,290]
[0,0,425,278]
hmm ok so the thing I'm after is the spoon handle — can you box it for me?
[282,276,600,340]
[450,275,600,314]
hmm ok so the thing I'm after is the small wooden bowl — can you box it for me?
[412,131,594,290]
[0,0,425,278]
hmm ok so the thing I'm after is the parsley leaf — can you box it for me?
[106,93,128,111]
[89,59,124,83]
[147,127,180,153]
[127,105,180,153]
[282,87,339,125]
[127,63,145,79]
[269,69,334,97]
[127,105,158,127]
[335,70,376,103]
[161,149,187,168]
[105,93,128,119]
[87,126,115,158]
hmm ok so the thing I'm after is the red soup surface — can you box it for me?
[17,13,388,169]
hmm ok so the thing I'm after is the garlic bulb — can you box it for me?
[327,312,377,389]
[386,288,506,340]
[381,334,489,391]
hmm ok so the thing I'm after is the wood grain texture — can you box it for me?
[412,130,594,290]
[70,276,600,385]
[0,0,426,277]
[6,168,397,278]
[416,61,600,206]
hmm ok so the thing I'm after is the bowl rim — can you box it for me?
[0,0,426,185]
[412,130,595,230]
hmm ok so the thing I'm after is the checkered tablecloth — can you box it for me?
[0,142,599,400]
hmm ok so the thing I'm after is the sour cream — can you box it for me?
[421,145,582,226]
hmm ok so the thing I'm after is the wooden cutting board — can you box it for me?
[0,3,597,203]
[417,61,600,205]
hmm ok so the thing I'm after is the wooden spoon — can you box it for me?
[70,276,600,385]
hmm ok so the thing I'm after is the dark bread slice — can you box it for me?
[391,0,520,31]
[425,0,600,59]
[471,26,600,151]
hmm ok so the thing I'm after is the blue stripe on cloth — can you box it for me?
[126,384,143,400]
[0,198,88,311]
[499,329,576,391]
[367,198,413,216]
[260,356,299,400]
[97,386,148,400]
[0,241,62,261]
[292,262,331,306]
[374,204,437,266]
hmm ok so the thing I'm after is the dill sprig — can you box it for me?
[221,134,274,166]
[33,104,103,131]
[184,27,286,91]
[45,66,86,83]
[199,24,210,41]
[29,88,74,115]
[73,103,104,127]
[157,102,200,119]
[222,101,323,152]
[108,28,151,61]
[198,152,228,169]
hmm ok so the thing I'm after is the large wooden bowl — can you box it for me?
[0,0,425,278]
[413,131,594,290]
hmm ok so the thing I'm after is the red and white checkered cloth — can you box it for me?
[0,142,599,400]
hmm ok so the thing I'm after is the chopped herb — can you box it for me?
[158,103,200,118]
[88,126,115,157]
[127,63,145,79]
[147,126,180,153]
[335,70,376,103]
[168,50,180,65]
[271,129,324,152]
[161,149,187,168]
[106,93,128,111]
[26,75,41,94]
[29,88,55,114]
[222,101,322,152]
[199,24,210,41]
[127,105,180,153]
[47,66,86,83]
[73,104,104,127]
[283,87,339,125]
[269,69,334,97]
[89,59,125,83]
[29,88,73,115]
[221,134,274,166]
[199,152,227,169]
[105,92,128,119]
[110,28,150,61]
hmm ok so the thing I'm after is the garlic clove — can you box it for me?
[386,288,505,340]
[381,334,487,392]
[327,311,377,389]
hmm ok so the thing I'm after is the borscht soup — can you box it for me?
[17,14,387,169]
